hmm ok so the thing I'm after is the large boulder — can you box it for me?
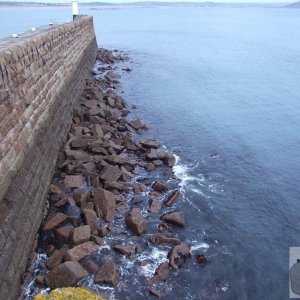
[65,241,98,262]
[71,225,91,245]
[99,165,122,182]
[43,213,68,231]
[149,262,169,285]
[149,234,181,246]
[64,175,86,188]
[83,209,98,232]
[45,261,87,289]
[93,187,116,222]
[160,211,185,227]
[140,139,159,149]
[152,181,169,193]
[164,190,180,207]
[113,244,136,255]
[148,198,163,213]
[125,208,147,235]
[168,244,191,270]
[95,261,118,286]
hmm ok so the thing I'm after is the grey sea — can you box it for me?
[2,5,300,299]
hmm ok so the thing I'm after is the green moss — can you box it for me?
[35,287,107,300]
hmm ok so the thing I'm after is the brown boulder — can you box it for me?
[149,262,169,285]
[125,208,147,235]
[164,190,180,207]
[168,244,191,270]
[113,244,136,255]
[196,254,208,265]
[46,250,64,270]
[49,184,61,195]
[65,241,98,262]
[43,213,68,231]
[129,119,146,131]
[64,175,85,188]
[152,181,169,193]
[149,234,180,246]
[83,209,98,232]
[95,261,118,286]
[55,226,74,243]
[98,226,108,237]
[148,198,163,213]
[71,225,91,245]
[45,261,87,289]
[140,139,159,149]
[160,211,185,227]
[93,187,116,222]
[82,260,99,274]
[99,165,122,182]
[163,153,176,167]
[83,100,99,109]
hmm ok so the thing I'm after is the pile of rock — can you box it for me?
[29,49,207,298]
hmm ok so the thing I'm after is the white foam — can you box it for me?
[190,242,210,253]
[138,247,168,278]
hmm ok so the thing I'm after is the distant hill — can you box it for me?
[287,1,300,7]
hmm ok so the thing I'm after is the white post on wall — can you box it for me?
[72,0,79,20]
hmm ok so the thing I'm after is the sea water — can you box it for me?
[2,5,300,299]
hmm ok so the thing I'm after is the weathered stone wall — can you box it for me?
[0,16,97,299]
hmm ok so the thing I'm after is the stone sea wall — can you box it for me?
[0,16,97,299]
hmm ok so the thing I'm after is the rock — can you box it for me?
[196,254,208,265]
[107,225,126,234]
[164,153,176,167]
[149,288,162,298]
[104,181,131,192]
[146,149,165,161]
[133,183,147,193]
[45,261,87,289]
[65,241,98,262]
[83,100,99,109]
[73,190,90,207]
[35,275,45,286]
[149,262,169,285]
[98,226,108,237]
[149,234,180,246]
[140,139,159,149]
[168,244,191,270]
[64,175,85,188]
[90,235,104,246]
[164,190,180,207]
[71,139,94,149]
[153,159,163,166]
[53,198,68,207]
[43,213,68,230]
[49,184,61,195]
[152,181,169,193]
[129,119,146,131]
[145,163,155,171]
[83,209,98,232]
[125,208,147,235]
[148,198,163,213]
[71,225,91,245]
[113,244,136,255]
[82,260,99,274]
[95,261,118,286]
[55,226,74,243]
[99,165,122,182]
[46,250,64,270]
[161,211,185,227]
[93,187,116,222]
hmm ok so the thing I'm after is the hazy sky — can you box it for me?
[0,0,294,3]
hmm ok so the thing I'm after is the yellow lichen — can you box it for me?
[34,287,107,300]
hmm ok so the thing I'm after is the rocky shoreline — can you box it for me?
[21,48,207,299]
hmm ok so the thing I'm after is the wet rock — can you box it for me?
[45,261,87,289]
[146,149,165,161]
[99,164,122,182]
[133,183,147,193]
[71,225,91,245]
[140,139,159,149]
[65,241,98,262]
[46,250,64,270]
[90,235,104,246]
[113,244,136,255]
[148,198,163,213]
[125,208,147,235]
[98,226,108,237]
[35,275,45,286]
[164,190,180,207]
[196,254,208,265]
[107,225,126,234]
[55,226,74,243]
[149,234,180,246]
[95,261,118,286]
[43,213,68,231]
[153,159,163,166]
[152,181,169,193]
[161,211,185,227]
[145,163,155,171]
[49,184,61,195]
[71,138,94,149]
[164,153,176,167]
[83,100,99,109]
[83,209,98,232]
[64,175,85,188]
[149,288,162,298]
[53,197,68,207]
[129,119,146,131]
[168,244,191,270]
[93,187,116,222]
[46,244,56,256]
[149,262,169,285]
[158,222,172,234]
[82,260,99,274]
[104,181,131,192]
